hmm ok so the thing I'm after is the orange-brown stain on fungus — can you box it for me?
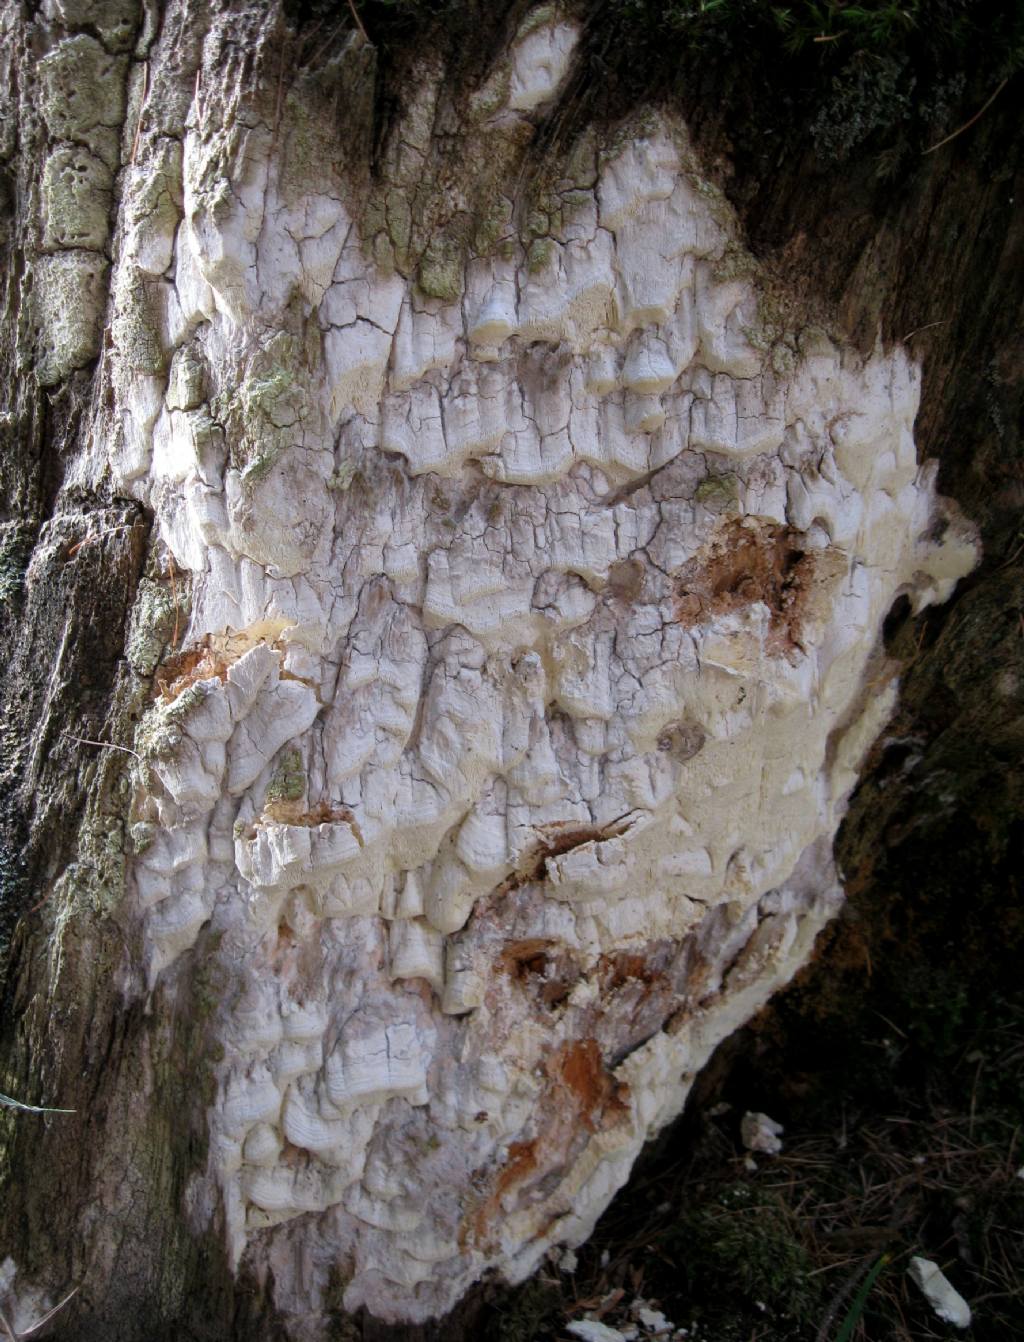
[465,1038,629,1247]
[673,516,844,657]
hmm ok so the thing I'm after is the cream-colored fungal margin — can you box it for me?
[103,13,976,1332]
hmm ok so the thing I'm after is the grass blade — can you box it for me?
[835,1252,890,1342]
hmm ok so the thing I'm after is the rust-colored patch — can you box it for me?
[504,818,632,891]
[261,799,362,840]
[492,1139,539,1202]
[466,1036,629,1248]
[555,1039,605,1129]
[607,556,646,602]
[598,951,659,990]
[673,517,840,656]
[502,937,555,970]
[500,939,582,1007]
[552,1039,630,1132]
[155,642,231,700]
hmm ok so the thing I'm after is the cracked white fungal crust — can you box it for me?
[95,10,976,1331]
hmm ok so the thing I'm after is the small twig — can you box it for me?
[168,553,181,649]
[306,17,347,71]
[969,1053,985,1139]
[900,319,948,342]
[874,1010,909,1040]
[272,35,288,142]
[64,733,141,762]
[924,79,1008,155]
[130,62,150,166]
[347,0,370,44]
[67,524,134,558]
[0,1300,19,1342]
[998,536,1024,570]
[0,1091,74,1115]
[18,1287,79,1338]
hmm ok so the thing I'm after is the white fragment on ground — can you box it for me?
[741,1111,785,1155]
[567,1321,628,1342]
[635,1302,674,1334]
[908,1257,972,1329]
[558,1248,579,1274]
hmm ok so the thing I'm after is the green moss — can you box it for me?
[660,1182,823,1328]
[493,1280,562,1342]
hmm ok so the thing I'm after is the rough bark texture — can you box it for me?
[0,2,1019,1339]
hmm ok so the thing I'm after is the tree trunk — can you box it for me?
[0,2,1018,1339]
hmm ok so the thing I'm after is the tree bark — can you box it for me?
[0,2,1019,1339]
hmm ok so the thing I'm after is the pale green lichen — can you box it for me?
[41,146,113,253]
[50,814,128,920]
[34,251,110,386]
[135,683,208,762]
[240,450,280,487]
[515,1,559,39]
[526,237,554,274]
[327,461,360,492]
[166,346,206,413]
[417,235,464,303]
[0,522,32,609]
[265,748,305,806]
[240,366,298,430]
[128,822,155,856]
[695,473,741,512]
[468,66,512,122]
[163,684,206,722]
[111,280,167,377]
[125,579,176,676]
[385,190,414,269]
[222,332,308,488]
[48,0,138,52]
[37,35,127,168]
[771,340,798,376]
[473,198,514,257]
